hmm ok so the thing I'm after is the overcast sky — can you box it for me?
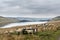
[0,0,60,18]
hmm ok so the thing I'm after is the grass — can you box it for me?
[0,21,60,40]
[0,30,60,40]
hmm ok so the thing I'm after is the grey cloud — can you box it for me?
[0,0,60,18]
[4,0,60,12]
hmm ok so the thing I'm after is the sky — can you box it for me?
[0,0,60,18]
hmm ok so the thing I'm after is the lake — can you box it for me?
[0,22,47,28]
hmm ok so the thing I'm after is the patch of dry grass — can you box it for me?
[0,21,60,40]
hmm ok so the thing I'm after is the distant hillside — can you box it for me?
[17,17,51,22]
[0,16,20,27]
[20,20,33,22]
[52,16,60,21]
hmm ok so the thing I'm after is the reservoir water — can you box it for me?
[0,22,47,28]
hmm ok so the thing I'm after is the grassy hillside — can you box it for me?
[0,16,60,40]
[52,16,60,21]
[0,16,20,27]
[0,21,60,40]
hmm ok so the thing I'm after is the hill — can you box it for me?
[0,16,20,27]
[17,17,50,22]
[0,21,60,40]
[52,16,60,21]
[0,16,60,40]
